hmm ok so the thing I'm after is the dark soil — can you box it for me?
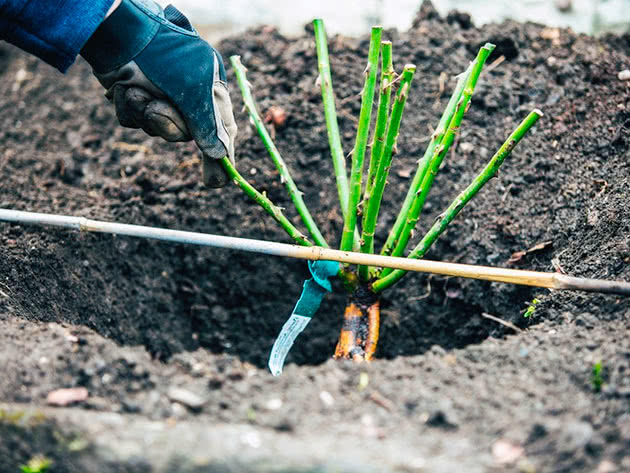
[1,2,629,471]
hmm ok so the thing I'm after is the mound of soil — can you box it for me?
[1,2,629,471]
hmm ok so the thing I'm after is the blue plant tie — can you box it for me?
[268,260,340,376]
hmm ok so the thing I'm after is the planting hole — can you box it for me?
[1,233,533,368]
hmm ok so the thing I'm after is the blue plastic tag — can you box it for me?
[268,260,339,376]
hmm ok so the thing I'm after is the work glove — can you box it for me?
[81,0,237,187]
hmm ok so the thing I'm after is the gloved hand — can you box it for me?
[81,0,237,187]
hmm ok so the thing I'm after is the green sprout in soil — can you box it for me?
[523,298,541,318]
[592,361,604,393]
[20,456,52,473]
[221,20,543,361]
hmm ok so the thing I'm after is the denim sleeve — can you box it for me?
[0,0,115,72]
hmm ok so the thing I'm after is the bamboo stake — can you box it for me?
[381,63,471,258]
[359,64,416,281]
[373,109,544,290]
[380,44,495,273]
[313,19,350,221]
[221,158,312,246]
[1,207,628,296]
[339,27,382,252]
[230,56,328,248]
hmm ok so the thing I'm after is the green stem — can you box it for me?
[372,109,543,292]
[380,63,471,258]
[364,41,394,202]
[339,27,382,252]
[379,43,494,279]
[358,41,394,282]
[313,19,350,222]
[221,158,313,247]
[358,64,416,281]
[230,55,329,248]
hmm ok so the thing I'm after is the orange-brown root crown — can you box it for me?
[334,286,380,361]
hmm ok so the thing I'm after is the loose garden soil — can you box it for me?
[0,2,629,471]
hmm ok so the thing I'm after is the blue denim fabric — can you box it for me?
[0,0,114,72]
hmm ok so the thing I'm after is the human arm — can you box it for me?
[0,0,237,187]
[0,0,115,72]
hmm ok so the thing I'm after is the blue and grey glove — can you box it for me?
[81,0,237,187]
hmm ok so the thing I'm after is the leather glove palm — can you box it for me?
[81,0,237,187]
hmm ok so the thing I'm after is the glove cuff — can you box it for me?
[80,0,160,74]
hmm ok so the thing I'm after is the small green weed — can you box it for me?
[592,361,604,393]
[523,298,540,318]
[20,456,52,473]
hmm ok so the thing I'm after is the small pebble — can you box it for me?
[265,106,287,127]
[46,387,88,406]
[492,439,524,464]
[559,421,593,452]
[554,0,572,12]
[265,398,283,410]
[167,387,207,411]
[170,402,188,418]
[15,68,28,83]
[396,168,412,179]
[319,390,334,407]
[191,362,205,377]
[597,460,618,473]
[618,70,630,81]
[460,142,474,153]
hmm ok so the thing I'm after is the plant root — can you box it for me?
[334,285,380,361]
